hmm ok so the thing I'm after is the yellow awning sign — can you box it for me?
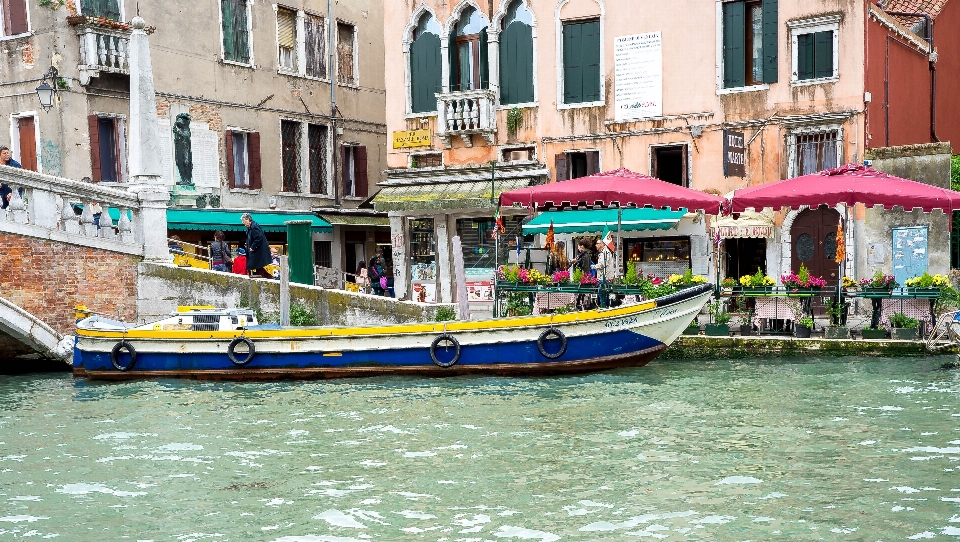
[392,129,431,148]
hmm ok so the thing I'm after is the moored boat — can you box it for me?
[72,284,712,381]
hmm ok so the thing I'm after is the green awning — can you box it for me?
[522,208,686,235]
[166,209,332,233]
[371,179,533,212]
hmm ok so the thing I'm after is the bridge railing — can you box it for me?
[0,164,144,251]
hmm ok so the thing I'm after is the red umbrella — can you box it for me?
[499,168,726,214]
[730,164,960,214]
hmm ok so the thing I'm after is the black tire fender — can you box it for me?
[537,327,567,359]
[430,333,461,368]
[110,340,137,371]
[227,337,256,366]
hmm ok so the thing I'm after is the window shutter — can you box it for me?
[248,131,262,189]
[221,0,235,60]
[88,115,102,181]
[554,153,568,182]
[234,0,250,63]
[340,145,349,196]
[582,21,601,102]
[585,151,600,175]
[354,146,368,198]
[499,22,534,105]
[410,32,441,113]
[814,30,833,79]
[723,1,746,88]
[277,8,296,49]
[448,29,457,91]
[761,0,778,83]
[479,27,489,90]
[225,130,235,188]
[103,0,120,21]
[562,23,583,104]
[305,15,326,78]
[797,33,814,80]
[7,0,29,35]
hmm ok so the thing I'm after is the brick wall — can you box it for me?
[0,233,139,334]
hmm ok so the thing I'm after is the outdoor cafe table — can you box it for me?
[859,288,941,332]
[737,288,822,332]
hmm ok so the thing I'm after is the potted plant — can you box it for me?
[904,271,951,297]
[841,276,859,293]
[704,300,731,336]
[683,318,700,335]
[824,300,849,339]
[859,270,898,293]
[721,277,738,295]
[889,312,920,340]
[860,326,886,339]
[794,315,814,338]
[780,264,826,294]
[739,267,775,294]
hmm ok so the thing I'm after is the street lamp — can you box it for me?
[35,67,59,112]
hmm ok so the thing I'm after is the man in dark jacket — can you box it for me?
[0,146,22,210]
[241,213,272,277]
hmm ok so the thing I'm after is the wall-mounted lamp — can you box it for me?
[35,66,59,112]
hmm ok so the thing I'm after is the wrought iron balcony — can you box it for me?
[435,89,497,148]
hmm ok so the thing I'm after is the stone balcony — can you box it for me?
[68,16,135,85]
[435,89,497,148]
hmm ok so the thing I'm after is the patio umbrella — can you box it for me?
[499,168,726,214]
[729,164,960,213]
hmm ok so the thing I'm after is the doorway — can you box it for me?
[651,145,687,187]
[725,238,766,279]
[791,206,841,284]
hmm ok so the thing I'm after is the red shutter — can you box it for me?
[225,130,235,188]
[7,0,29,35]
[554,153,568,182]
[354,145,368,198]
[88,115,102,181]
[248,131,262,189]
[17,117,37,172]
[340,144,349,196]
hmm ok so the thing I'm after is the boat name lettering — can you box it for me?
[605,316,639,328]
[657,307,679,318]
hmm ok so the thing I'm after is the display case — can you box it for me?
[409,218,437,302]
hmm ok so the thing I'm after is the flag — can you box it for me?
[601,225,615,252]
[494,207,505,235]
[544,220,555,251]
[835,221,845,263]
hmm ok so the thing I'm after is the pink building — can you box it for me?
[378,0,955,308]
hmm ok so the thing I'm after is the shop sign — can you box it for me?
[723,129,745,177]
[714,224,773,238]
[466,281,494,302]
[392,129,431,148]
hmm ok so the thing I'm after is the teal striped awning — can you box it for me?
[522,208,686,235]
[167,209,332,233]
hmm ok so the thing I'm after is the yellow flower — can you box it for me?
[739,275,752,286]
[763,276,776,286]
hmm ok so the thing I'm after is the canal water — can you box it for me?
[3,356,960,540]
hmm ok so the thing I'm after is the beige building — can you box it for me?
[0,0,387,271]
[380,0,955,309]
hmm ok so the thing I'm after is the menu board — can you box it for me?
[614,31,662,121]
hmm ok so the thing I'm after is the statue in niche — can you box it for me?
[173,113,194,187]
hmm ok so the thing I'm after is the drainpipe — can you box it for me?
[329,0,340,207]
[884,11,938,142]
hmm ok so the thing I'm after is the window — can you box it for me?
[308,123,328,194]
[561,19,600,104]
[225,130,261,189]
[411,152,442,168]
[790,130,839,176]
[88,115,125,183]
[721,0,777,89]
[314,240,332,268]
[341,145,367,198]
[456,217,498,270]
[281,120,301,192]
[450,7,488,91]
[304,13,326,78]
[499,0,534,104]
[80,0,119,20]
[336,22,356,85]
[410,13,442,113]
[503,147,534,162]
[277,7,297,71]
[554,150,598,182]
[2,0,29,36]
[221,0,250,64]
[651,145,688,187]
[788,15,839,84]
[12,115,37,172]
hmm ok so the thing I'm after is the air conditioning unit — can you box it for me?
[504,149,532,162]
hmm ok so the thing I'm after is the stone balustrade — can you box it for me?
[0,165,144,254]
[75,24,131,84]
[435,89,497,148]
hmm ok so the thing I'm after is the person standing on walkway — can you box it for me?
[241,212,271,278]
[232,248,247,275]
[0,146,21,210]
[210,230,232,272]
[592,237,618,308]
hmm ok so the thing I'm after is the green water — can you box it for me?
[3,356,960,540]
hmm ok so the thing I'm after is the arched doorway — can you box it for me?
[791,206,841,284]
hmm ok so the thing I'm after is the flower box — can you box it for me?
[794,324,812,338]
[905,287,941,298]
[741,287,774,295]
[892,327,919,340]
[704,324,729,337]
[824,326,849,339]
[860,328,886,339]
[682,325,700,336]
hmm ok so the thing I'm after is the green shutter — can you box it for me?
[234,0,250,63]
[479,27,489,90]
[582,21,601,102]
[797,33,814,80]
[761,0,778,83]
[221,0,236,61]
[562,23,583,104]
[500,22,534,104]
[723,1,746,88]
[448,30,457,91]
[411,33,441,113]
[814,30,833,79]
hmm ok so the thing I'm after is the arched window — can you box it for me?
[410,13,442,113]
[450,6,488,91]
[499,0,534,104]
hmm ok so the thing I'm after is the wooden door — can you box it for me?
[791,206,841,284]
[17,116,37,171]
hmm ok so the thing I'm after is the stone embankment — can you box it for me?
[661,335,935,360]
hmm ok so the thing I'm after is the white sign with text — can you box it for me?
[614,31,662,121]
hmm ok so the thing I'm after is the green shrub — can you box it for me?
[435,306,457,321]
[889,312,919,329]
[289,304,318,326]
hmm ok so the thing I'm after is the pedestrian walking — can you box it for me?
[0,145,21,210]
[210,230,233,272]
[241,213,271,278]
